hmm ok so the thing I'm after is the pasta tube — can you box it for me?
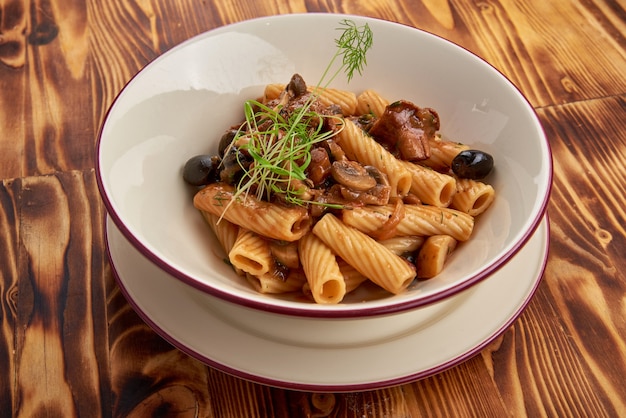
[200,211,239,254]
[399,160,457,207]
[342,204,474,242]
[201,211,243,274]
[229,228,274,276]
[315,87,358,116]
[312,213,415,295]
[416,235,458,279]
[337,259,369,293]
[379,235,425,255]
[421,136,469,170]
[302,259,368,298]
[451,178,495,216]
[356,89,389,116]
[299,233,346,304]
[262,83,284,102]
[193,183,311,241]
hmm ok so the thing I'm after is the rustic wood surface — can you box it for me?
[1,0,625,416]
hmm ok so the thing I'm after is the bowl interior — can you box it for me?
[97,14,551,316]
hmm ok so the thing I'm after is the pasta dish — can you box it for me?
[183,73,495,304]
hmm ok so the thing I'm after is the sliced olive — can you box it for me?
[182,155,221,186]
[451,149,494,179]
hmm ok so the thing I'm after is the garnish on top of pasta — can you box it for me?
[182,20,495,304]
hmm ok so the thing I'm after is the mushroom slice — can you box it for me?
[331,160,377,191]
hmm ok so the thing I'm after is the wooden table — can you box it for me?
[1,1,624,416]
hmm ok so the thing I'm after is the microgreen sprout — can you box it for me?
[228,20,373,209]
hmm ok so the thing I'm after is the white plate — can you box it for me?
[106,216,549,391]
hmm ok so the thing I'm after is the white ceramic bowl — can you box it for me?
[96,14,552,318]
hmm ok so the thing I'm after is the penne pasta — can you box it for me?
[342,204,474,242]
[421,135,470,170]
[337,119,412,197]
[379,235,425,255]
[263,83,284,102]
[416,235,458,279]
[229,228,274,276]
[356,89,389,116]
[299,233,346,304]
[400,160,457,207]
[193,183,311,241]
[312,213,416,294]
[302,259,369,297]
[200,211,239,254]
[451,178,495,216]
[337,259,369,293]
[201,210,243,274]
[315,87,358,116]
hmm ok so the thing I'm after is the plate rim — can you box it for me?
[106,214,550,392]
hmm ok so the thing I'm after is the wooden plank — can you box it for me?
[538,95,626,416]
[450,0,626,107]
[3,0,624,179]
[0,178,19,414]
[6,170,110,416]
[203,360,508,418]
[485,288,617,417]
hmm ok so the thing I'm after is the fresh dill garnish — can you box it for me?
[227,19,373,209]
[336,19,374,82]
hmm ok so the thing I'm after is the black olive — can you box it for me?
[451,149,494,179]
[218,129,238,157]
[182,155,221,186]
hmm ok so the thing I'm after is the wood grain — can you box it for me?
[1,171,110,416]
[1,0,623,181]
[1,0,626,416]
[540,95,626,416]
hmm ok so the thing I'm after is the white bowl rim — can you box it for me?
[95,13,553,318]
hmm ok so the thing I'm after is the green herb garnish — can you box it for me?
[228,19,373,208]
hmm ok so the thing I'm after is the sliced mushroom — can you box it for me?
[364,166,389,187]
[331,160,377,191]
[361,166,391,205]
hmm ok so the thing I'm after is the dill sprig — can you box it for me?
[335,19,374,82]
[229,19,373,207]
